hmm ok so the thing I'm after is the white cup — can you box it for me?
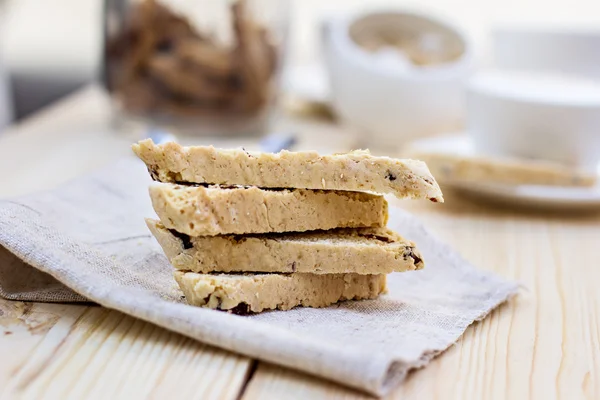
[492,26,600,81]
[467,71,600,172]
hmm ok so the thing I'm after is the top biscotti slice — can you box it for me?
[149,182,388,236]
[132,139,444,202]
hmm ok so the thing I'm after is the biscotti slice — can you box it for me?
[174,270,387,313]
[132,139,444,202]
[409,149,597,187]
[147,219,424,274]
[149,182,388,236]
[406,135,597,187]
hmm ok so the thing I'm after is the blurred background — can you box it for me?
[2,0,600,121]
[1,0,600,208]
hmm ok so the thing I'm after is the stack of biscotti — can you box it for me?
[133,139,443,314]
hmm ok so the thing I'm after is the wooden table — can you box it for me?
[1,86,599,399]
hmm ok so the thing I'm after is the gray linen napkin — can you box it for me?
[0,158,517,396]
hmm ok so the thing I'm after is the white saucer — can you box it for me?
[451,180,600,209]
[408,135,600,209]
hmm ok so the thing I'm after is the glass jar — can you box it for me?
[102,0,289,137]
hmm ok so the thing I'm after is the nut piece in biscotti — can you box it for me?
[132,139,444,202]
[149,182,388,236]
[174,270,387,313]
[147,219,424,274]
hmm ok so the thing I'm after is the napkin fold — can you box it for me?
[0,158,517,396]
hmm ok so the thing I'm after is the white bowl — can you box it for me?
[467,71,600,172]
[322,10,473,148]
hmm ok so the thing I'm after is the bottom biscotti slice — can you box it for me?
[174,270,387,313]
[147,219,424,274]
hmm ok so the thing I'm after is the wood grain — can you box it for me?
[0,301,253,399]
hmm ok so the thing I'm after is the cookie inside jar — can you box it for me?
[103,0,287,136]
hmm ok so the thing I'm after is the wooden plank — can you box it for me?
[241,362,371,400]
[0,299,86,392]
[1,304,253,399]
[0,86,132,198]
